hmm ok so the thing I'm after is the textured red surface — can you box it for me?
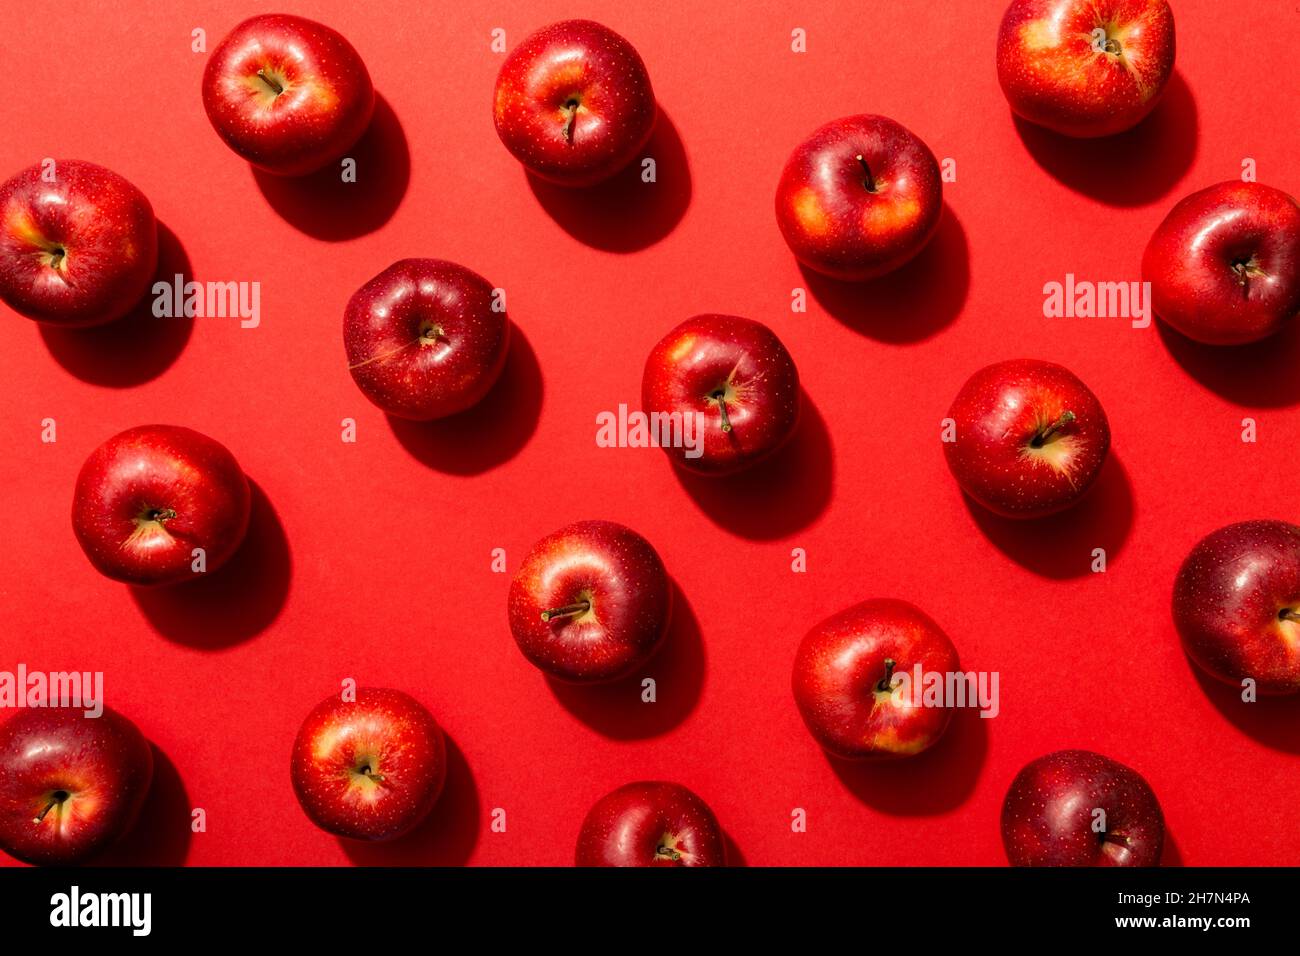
[0,0,1297,867]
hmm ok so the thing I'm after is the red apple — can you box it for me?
[792,599,961,759]
[1144,182,1300,345]
[641,314,800,476]
[996,0,1176,137]
[202,14,375,176]
[1002,750,1164,866]
[493,19,656,186]
[1173,520,1300,695]
[775,114,942,281]
[944,359,1110,519]
[576,781,725,867]
[72,425,251,586]
[343,259,510,420]
[0,159,157,327]
[508,520,670,683]
[291,688,446,842]
[0,706,153,865]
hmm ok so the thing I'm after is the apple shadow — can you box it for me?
[525,106,691,252]
[799,205,970,344]
[38,222,194,387]
[964,452,1134,580]
[1191,664,1300,754]
[387,323,542,475]
[722,829,748,867]
[672,389,833,541]
[94,746,192,866]
[828,705,989,817]
[130,481,292,649]
[1012,71,1197,208]
[341,734,480,866]
[1156,318,1300,409]
[546,579,704,740]
[1160,829,1183,867]
[252,94,409,241]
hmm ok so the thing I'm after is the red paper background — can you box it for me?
[1,0,1297,867]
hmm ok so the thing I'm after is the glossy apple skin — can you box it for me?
[1143,182,1300,345]
[1002,750,1164,867]
[508,520,670,683]
[0,160,157,327]
[0,707,153,866]
[493,19,656,186]
[944,359,1110,519]
[202,14,375,176]
[344,259,510,420]
[775,114,942,281]
[793,599,961,759]
[72,425,251,586]
[291,688,446,842]
[576,781,725,867]
[996,0,1175,137]
[1173,520,1300,695]
[642,314,800,476]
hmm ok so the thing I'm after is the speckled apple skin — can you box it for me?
[343,259,510,420]
[290,688,446,842]
[996,0,1175,138]
[0,706,153,866]
[775,115,942,281]
[575,781,725,867]
[0,159,156,327]
[508,520,670,683]
[72,425,251,587]
[1143,182,1300,345]
[1002,750,1164,867]
[792,599,961,760]
[1173,520,1300,695]
[202,14,374,176]
[944,359,1110,519]
[641,314,800,476]
[493,19,656,187]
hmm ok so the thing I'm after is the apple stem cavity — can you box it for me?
[256,68,284,97]
[541,600,591,623]
[1280,608,1300,624]
[854,154,878,193]
[1032,410,1076,447]
[146,508,177,523]
[876,658,898,692]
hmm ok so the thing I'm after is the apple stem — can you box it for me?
[1280,609,1300,623]
[561,99,580,144]
[148,508,177,523]
[656,845,682,861]
[1033,410,1076,447]
[854,154,877,193]
[256,69,284,96]
[33,793,66,824]
[710,390,733,433]
[541,600,591,623]
[876,658,897,693]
